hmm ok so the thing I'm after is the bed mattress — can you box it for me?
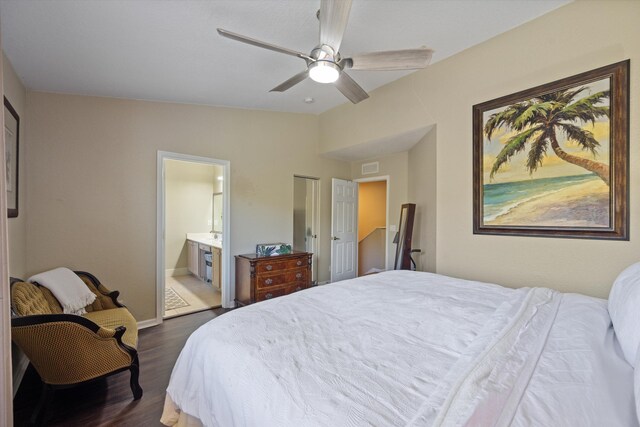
[161,270,636,426]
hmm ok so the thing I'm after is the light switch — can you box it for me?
[390,224,397,232]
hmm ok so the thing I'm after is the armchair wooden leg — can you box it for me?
[31,383,54,426]
[130,355,143,400]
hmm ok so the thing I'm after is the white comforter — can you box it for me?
[163,271,636,426]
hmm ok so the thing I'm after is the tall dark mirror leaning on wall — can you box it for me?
[394,203,416,270]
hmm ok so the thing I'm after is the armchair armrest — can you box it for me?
[75,271,125,310]
[11,314,137,385]
[12,312,102,331]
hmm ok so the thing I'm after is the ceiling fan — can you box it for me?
[217,0,433,104]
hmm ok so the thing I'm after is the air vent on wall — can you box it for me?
[361,161,379,175]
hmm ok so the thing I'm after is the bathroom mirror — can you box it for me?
[394,203,416,270]
[212,192,223,234]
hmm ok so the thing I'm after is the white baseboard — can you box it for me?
[166,267,189,277]
[137,319,160,330]
[12,352,29,397]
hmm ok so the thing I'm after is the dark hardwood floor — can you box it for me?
[13,308,231,426]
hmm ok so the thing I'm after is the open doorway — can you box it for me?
[293,176,320,284]
[156,152,231,325]
[355,177,389,276]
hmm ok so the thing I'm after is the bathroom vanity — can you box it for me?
[187,233,222,289]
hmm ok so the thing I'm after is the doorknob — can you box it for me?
[332,236,340,240]
[311,234,317,238]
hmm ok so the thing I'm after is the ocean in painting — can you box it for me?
[483,173,599,222]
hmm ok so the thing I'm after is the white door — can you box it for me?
[331,178,358,282]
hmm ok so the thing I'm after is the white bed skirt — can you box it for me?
[161,394,204,427]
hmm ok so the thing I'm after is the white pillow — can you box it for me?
[608,262,640,366]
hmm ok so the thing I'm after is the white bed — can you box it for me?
[161,270,638,426]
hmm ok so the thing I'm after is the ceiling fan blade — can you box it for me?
[217,28,311,61]
[269,71,309,92]
[343,48,434,71]
[319,0,353,52]
[334,71,369,104]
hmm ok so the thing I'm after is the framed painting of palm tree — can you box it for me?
[473,60,629,240]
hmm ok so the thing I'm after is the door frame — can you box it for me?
[0,58,13,422]
[156,151,232,327]
[354,175,390,271]
[293,175,320,284]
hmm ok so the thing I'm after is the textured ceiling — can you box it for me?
[0,0,570,114]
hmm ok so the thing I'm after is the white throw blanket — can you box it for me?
[163,272,559,426]
[29,267,96,315]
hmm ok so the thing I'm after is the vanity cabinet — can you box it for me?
[187,236,222,286]
[213,247,222,289]
[235,251,312,306]
[187,241,199,276]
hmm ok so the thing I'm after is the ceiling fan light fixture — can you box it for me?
[308,61,340,84]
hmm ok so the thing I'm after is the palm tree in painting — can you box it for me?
[485,87,610,185]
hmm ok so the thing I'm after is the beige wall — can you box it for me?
[165,160,220,271]
[3,53,26,279]
[25,92,350,320]
[351,151,408,270]
[3,54,29,392]
[358,227,385,276]
[323,0,640,298]
[408,128,437,272]
[358,181,386,242]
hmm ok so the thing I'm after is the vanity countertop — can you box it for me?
[186,233,222,249]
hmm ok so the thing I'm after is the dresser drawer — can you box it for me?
[256,287,287,302]
[287,258,307,269]
[288,269,307,282]
[255,257,308,273]
[255,260,288,273]
[256,269,308,289]
[256,272,287,289]
[286,283,307,294]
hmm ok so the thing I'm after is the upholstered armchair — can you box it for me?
[10,271,142,425]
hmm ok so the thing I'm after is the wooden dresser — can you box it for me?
[235,251,312,306]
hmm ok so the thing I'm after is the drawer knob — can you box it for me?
[296,260,302,266]
[266,265,273,271]
[265,293,273,299]
[296,273,302,279]
[265,278,273,285]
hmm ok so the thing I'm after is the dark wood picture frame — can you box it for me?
[4,96,19,218]
[473,60,629,240]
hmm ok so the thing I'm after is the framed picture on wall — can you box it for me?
[473,60,629,240]
[5,97,19,218]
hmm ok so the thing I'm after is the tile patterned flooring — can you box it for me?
[164,274,222,319]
